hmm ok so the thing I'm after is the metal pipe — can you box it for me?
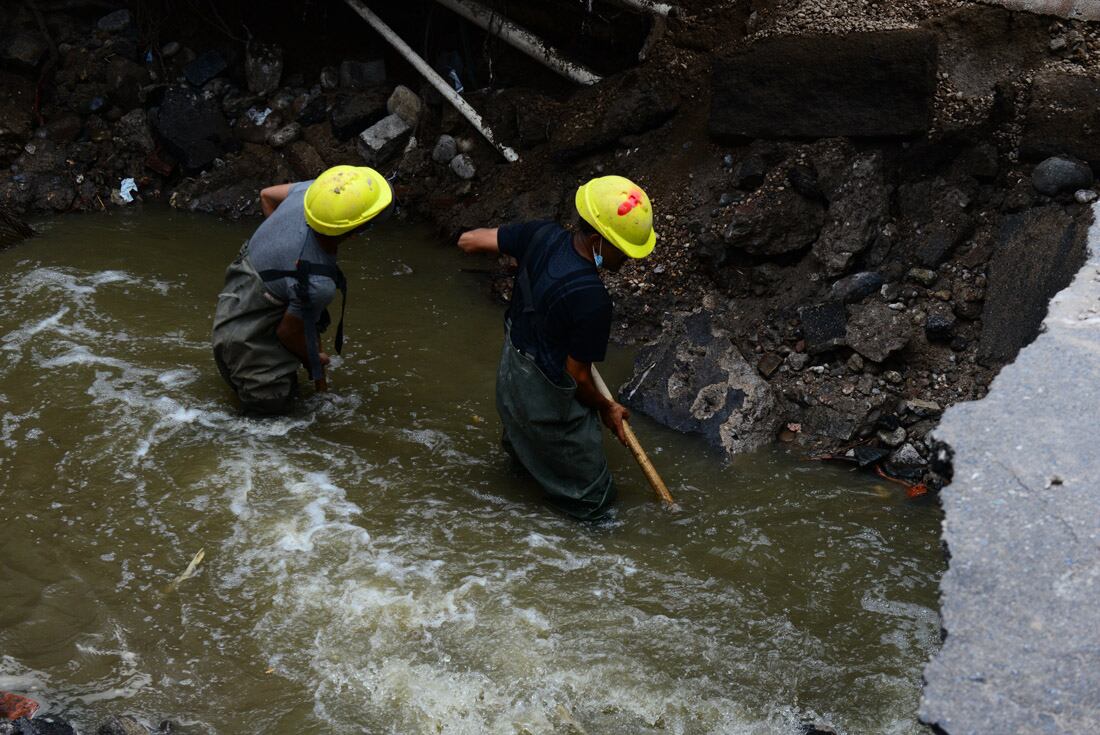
[343,0,519,162]
[433,0,601,86]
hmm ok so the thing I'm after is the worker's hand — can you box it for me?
[599,402,630,446]
[318,351,331,366]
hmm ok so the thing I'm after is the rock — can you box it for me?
[267,122,300,148]
[329,90,389,140]
[878,426,907,447]
[284,141,326,179]
[449,153,476,180]
[245,42,283,96]
[1075,189,1098,204]
[846,353,864,372]
[853,445,889,468]
[1031,155,1094,196]
[97,9,132,32]
[723,188,825,256]
[295,95,329,126]
[905,398,942,418]
[924,309,956,341]
[97,715,149,735]
[978,205,1087,365]
[114,108,155,153]
[732,156,766,189]
[799,302,847,354]
[622,310,783,456]
[5,716,76,735]
[883,370,903,384]
[1,32,48,68]
[386,85,421,126]
[830,272,884,303]
[150,86,238,171]
[886,442,926,479]
[813,152,891,276]
[907,267,937,287]
[710,30,937,139]
[787,165,826,203]
[43,114,82,143]
[161,41,181,57]
[183,50,228,88]
[957,142,1000,182]
[1020,70,1100,167]
[757,352,782,378]
[801,722,839,735]
[356,113,411,166]
[339,59,386,89]
[551,70,679,159]
[319,66,338,90]
[802,405,859,442]
[432,134,457,164]
[846,301,912,362]
[786,352,809,371]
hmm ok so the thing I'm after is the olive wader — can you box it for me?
[212,242,346,415]
[495,225,615,520]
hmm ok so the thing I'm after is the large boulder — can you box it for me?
[329,90,389,140]
[151,86,238,171]
[978,205,1087,365]
[710,30,937,140]
[813,152,892,275]
[846,301,913,362]
[1020,71,1100,168]
[722,186,825,256]
[622,310,784,456]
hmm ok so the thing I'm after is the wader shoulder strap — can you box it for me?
[514,225,598,341]
[258,259,348,381]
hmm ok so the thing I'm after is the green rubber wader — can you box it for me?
[212,243,300,414]
[495,332,615,520]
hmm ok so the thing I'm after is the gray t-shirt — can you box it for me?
[247,180,338,319]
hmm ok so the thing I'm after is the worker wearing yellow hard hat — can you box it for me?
[212,165,393,414]
[458,175,656,519]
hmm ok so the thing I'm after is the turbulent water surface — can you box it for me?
[0,210,944,734]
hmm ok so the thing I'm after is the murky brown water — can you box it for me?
[0,209,944,734]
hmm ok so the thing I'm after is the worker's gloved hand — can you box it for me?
[599,402,631,446]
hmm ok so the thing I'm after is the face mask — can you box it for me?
[592,241,604,269]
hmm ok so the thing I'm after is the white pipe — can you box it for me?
[433,0,601,86]
[614,0,676,17]
[344,0,519,162]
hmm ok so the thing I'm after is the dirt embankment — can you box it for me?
[0,0,1097,490]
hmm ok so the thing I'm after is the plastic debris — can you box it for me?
[246,106,273,125]
[118,178,138,203]
[447,68,464,94]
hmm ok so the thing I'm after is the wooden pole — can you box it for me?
[344,0,520,162]
[432,0,601,85]
[590,365,676,507]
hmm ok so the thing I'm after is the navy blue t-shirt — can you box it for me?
[499,221,612,384]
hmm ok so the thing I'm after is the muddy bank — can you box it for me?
[0,0,1096,490]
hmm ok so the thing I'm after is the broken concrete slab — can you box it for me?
[978,205,1087,365]
[921,201,1100,734]
[710,30,937,140]
[976,0,1100,20]
[356,113,411,166]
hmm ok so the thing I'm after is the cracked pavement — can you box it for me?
[920,202,1100,734]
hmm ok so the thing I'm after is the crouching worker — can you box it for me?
[458,176,656,519]
[212,165,392,414]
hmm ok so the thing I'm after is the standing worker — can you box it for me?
[212,165,392,414]
[457,176,657,519]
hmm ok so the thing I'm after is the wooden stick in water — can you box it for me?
[590,365,676,507]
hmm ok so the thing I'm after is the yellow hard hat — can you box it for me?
[304,165,393,236]
[575,175,656,259]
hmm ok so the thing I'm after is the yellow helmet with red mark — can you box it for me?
[575,175,656,258]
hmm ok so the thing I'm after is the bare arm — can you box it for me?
[457,228,500,255]
[565,356,630,446]
[260,184,293,218]
[275,311,330,390]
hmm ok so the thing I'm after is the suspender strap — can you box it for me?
[258,259,348,380]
